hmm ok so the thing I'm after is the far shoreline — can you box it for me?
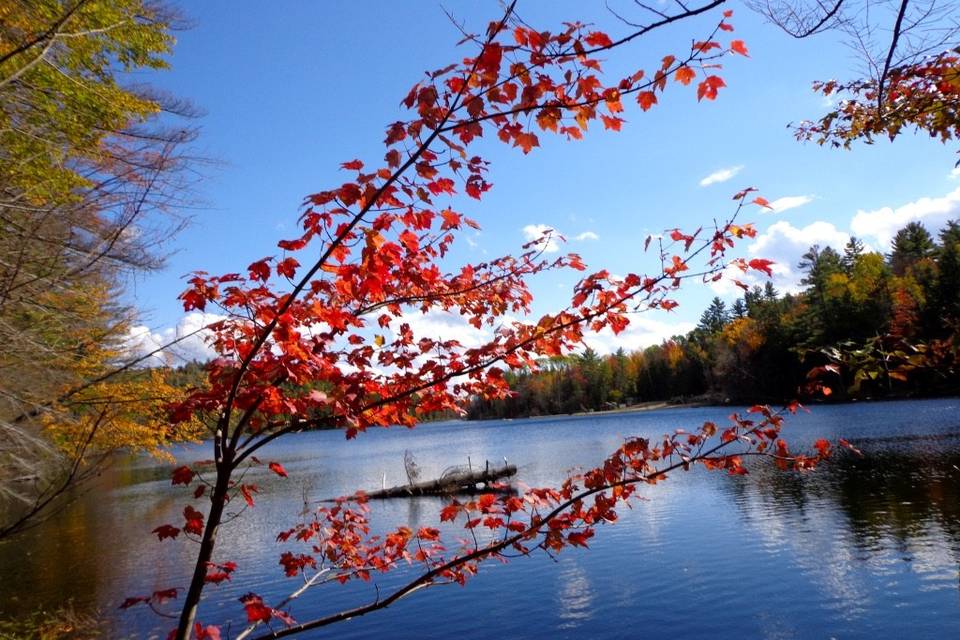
[463,394,960,423]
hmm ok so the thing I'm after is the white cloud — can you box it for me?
[522,224,561,253]
[522,226,596,251]
[124,311,225,366]
[391,309,493,349]
[711,219,850,295]
[950,167,960,179]
[850,187,960,250]
[709,261,794,297]
[582,316,696,355]
[765,195,814,214]
[699,165,743,187]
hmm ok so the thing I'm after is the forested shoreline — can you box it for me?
[467,221,960,420]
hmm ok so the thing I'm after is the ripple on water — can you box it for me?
[1,399,959,638]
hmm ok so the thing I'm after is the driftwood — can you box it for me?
[363,461,517,499]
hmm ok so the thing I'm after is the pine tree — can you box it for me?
[698,297,729,334]
[731,298,748,319]
[842,236,865,273]
[935,220,960,322]
[889,222,936,275]
[763,281,780,301]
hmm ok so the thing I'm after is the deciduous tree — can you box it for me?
[121,3,851,638]
[0,0,205,537]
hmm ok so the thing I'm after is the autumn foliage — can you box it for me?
[798,49,960,149]
[123,4,853,638]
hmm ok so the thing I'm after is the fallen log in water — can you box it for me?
[362,461,518,499]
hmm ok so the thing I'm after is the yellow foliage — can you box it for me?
[42,369,205,462]
[663,340,686,369]
[720,317,765,352]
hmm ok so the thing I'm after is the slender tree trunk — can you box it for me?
[175,457,232,639]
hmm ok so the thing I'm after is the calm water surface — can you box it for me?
[2,399,959,639]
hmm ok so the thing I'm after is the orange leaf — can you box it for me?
[600,114,624,131]
[440,503,460,522]
[696,75,726,101]
[637,91,657,111]
[730,40,749,57]
[514,131,540,154]
[584,31,613,48]
[674,66,696,86]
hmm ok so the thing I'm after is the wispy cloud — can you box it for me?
[765,195,814,214]
[574,231,599,241]
[699,165,743,187]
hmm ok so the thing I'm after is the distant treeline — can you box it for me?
[467,220,960,420]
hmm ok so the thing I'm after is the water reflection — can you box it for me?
[741,433,960,553]
[1,400,959,638]
[728,430,960,630]
[555,562,593,630]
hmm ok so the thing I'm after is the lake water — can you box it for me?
[1,399,959,639]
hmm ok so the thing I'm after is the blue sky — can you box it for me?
[127,1,960,360]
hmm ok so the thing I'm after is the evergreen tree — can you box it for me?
[842,236,865,273]
[731,298,748,319]
[697,297,729,334]
[889,222,936,275]
[799,245,843,292]
[744,286,764,316]
[935,220,960,322]
[763,281,779,301]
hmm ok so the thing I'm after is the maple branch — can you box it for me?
[350,245,550,317]
[216,2,520,445]
[174,8,521,637]
[200,1,732,457]
[543,0,728,57]
[233,207,745,467]
[246,410,785,639]
[437,43,727,132]
[877,0,912,111]
[234,569,332,640]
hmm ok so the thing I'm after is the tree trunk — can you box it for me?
[175,461,232,639]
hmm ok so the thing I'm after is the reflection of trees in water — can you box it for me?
[0,477,112,618]
[736,435,960,554]
[718,436,960,619]
[830,442,960,550]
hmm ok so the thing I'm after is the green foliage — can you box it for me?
[890,222,936,276]
[0,0,174,202]
[697,296,729,334]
